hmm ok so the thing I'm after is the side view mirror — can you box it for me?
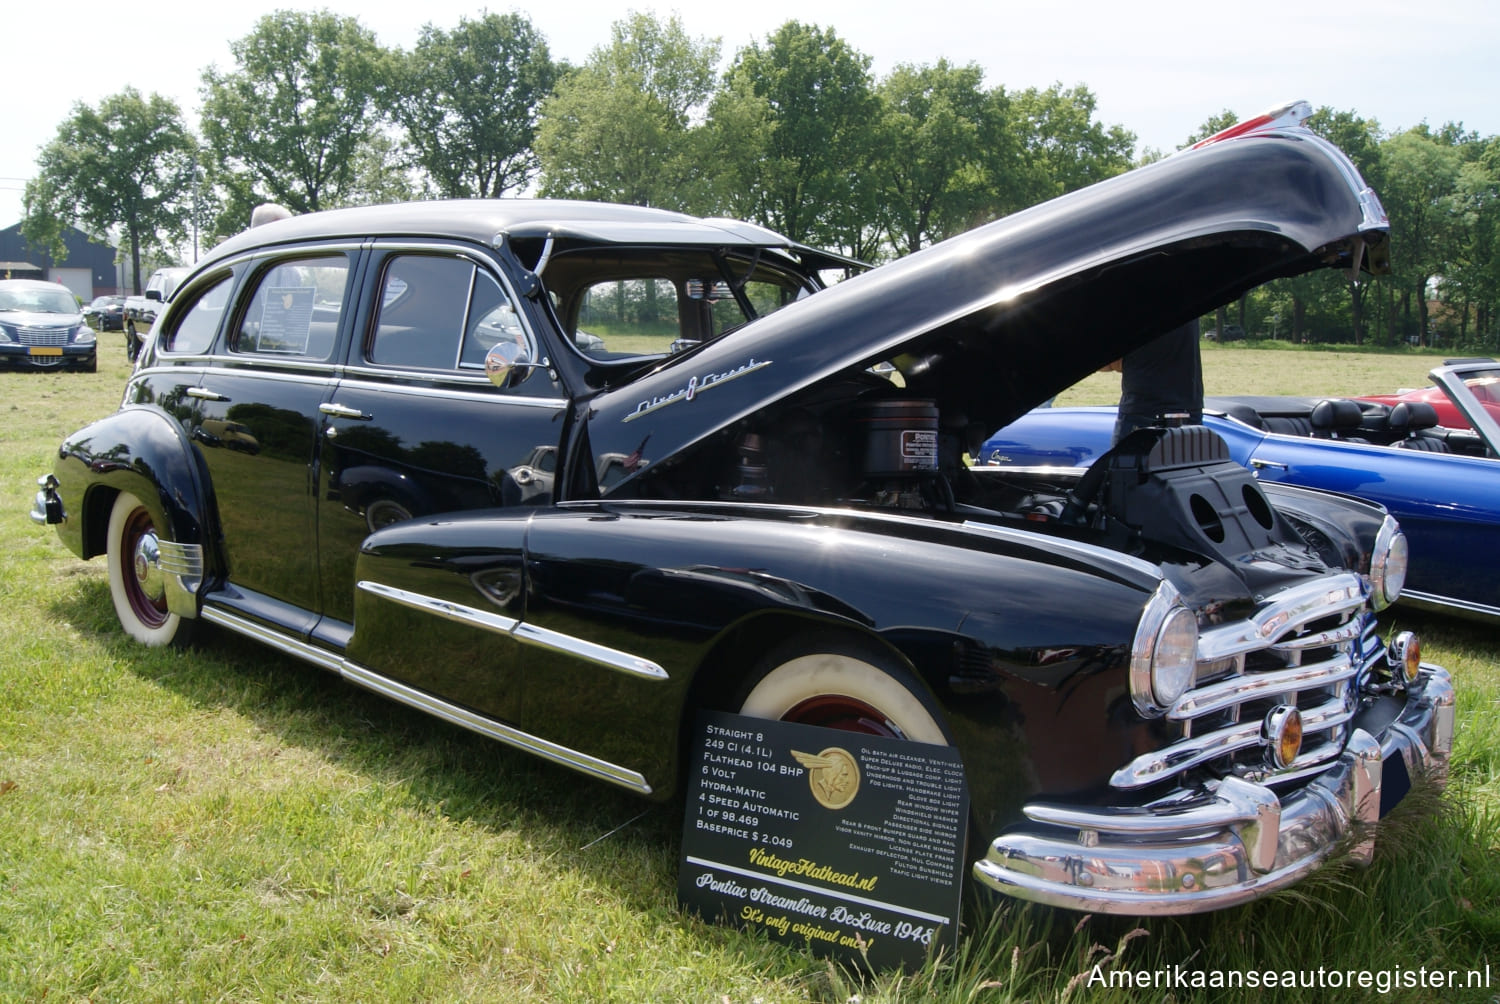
[485,340,539,389]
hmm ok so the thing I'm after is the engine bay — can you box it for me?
[627,381,1320,569]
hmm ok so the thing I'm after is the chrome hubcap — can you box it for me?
[132,530,165,604]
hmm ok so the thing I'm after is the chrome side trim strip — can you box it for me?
[355,580,668,681]
[338,661,653,794]
[1398,588,1500,624]
[200,607,344,672]
[511,623,669,680]
[357,580,520,634]
[199,603,653,794]
[333,375,569,406]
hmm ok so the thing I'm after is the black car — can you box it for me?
[0,279,97,371]
[82,295,126,332]
[1203,323,1246,341]
[32,102,1452,916]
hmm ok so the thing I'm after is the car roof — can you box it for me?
[203,199,844,267]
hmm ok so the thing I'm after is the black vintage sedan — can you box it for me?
[32,101,1453,916]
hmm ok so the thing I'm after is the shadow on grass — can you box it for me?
[53,578,687,916]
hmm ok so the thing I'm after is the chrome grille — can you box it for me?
[1112,573,1369,790]
[17,325,72,347]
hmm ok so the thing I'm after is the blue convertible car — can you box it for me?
[980,358,1500,622]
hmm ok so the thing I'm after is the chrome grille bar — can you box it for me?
[1113,694,1354,789]
[1169,654,1354,721]
[1197,573,1365,662]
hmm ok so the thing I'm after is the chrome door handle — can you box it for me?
[186,387,229,402]
[320,403,372,420]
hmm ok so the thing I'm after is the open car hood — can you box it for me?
[586,124,1388,492]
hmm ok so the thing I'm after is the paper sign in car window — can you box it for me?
[254,286,316,354]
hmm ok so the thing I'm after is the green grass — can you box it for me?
[1,337,1495,1001]
[1058,340,1461,406]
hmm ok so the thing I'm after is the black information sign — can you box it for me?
[678,710,969,972]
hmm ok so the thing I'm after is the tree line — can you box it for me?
[21,9,1500,349]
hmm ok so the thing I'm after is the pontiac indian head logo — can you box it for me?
[791,747,860,810]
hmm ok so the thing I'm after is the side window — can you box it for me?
[369,255,530,374]
[557,263,812,357]
[160,276,233,354]
[233,255,350,360]
[575,278,680,354]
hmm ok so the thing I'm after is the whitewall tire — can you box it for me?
[106,491,192,647]
[738,638,948,745]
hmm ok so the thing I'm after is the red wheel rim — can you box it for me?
[781,695,904,738]
[121,507,169,629]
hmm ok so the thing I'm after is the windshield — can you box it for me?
[1456,367,1500,404]
[542,248,813,358]
[0,287,79,314]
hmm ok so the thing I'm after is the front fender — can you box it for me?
[355,500,1162,820]
[53,405,212,582]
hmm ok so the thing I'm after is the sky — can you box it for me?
[4,0,1498,229]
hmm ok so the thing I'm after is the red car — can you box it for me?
[1358,358,1500,430]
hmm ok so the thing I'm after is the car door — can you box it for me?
[188,250,360,630]
[319,244,571,712]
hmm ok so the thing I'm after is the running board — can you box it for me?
[199,605,654,794]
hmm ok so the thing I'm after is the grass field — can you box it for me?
[1,336,1496,1002]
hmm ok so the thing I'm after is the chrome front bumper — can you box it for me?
[973,664,1455,915]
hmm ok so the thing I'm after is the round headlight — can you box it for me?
[1369,517,1408,611]
[1130,583,1199,716]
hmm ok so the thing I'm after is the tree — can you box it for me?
[873,60,1014,256]
[1379,128,1464,345]
[712,22,881,255]
[1309,108,1387,343]
[1007,84,1134,208]
[200,10,390,221]
[1184,109,1240,148]
[392,12,560,199]
[1447,152,1500,347]
[536,12,718,209]
[22,88,196,292]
